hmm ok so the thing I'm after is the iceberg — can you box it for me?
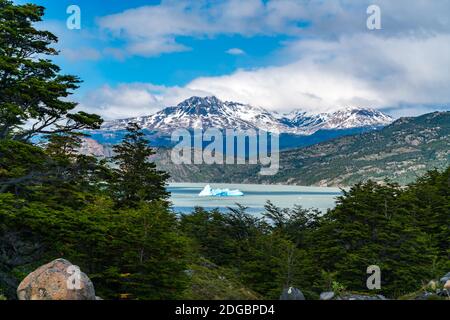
[198,185,244,197]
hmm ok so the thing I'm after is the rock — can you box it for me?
[17,258,96,300]
[440,272,450,284]
[444,280,450,290]
[280,287,305,300]
[320,291,335,300]
[437,289,449,297]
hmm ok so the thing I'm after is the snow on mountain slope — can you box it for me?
[280,107,393,134]
[101,96,393,135]
[320,108,393,130]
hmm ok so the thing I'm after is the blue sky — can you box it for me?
[14,0,450,119]
[19,0,292,92]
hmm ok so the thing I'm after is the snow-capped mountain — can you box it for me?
[280,107,394,134]
[102,96,290,133]
[101,96,393,135]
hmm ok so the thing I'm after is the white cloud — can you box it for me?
[125,37,190,57]
[226,48,246,55]
[79,83,211,120]
[97,0,450,57]
[186,33,450,113]
[80,32,450,118]
[96,0,311,56]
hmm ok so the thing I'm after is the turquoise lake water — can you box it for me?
[168,183,343,215]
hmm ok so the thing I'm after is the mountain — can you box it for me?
[279,107,393,134]
[100,96,393,135]
[101,96,288,133]
[154,111,450,186]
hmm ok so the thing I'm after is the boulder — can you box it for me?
[444,280,450,290]
[17,259,96,300]
[320,291,335,300]
[440,272,450,284]
[280,287,305,300]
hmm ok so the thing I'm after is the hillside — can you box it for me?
[155,112,450,186]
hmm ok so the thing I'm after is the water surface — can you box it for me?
[168,183,342,215]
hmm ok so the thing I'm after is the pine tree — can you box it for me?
[112,123,170,208]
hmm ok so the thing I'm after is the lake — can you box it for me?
[168,183,343,215]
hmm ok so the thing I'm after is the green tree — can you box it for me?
[0,0,103,195]
[111,201,190,299]
[401,167,450,274]
[0,0,101,141]
[112,123,170,208]
[311,181,436,297]
[33,133,112,209]
[180,207,236,265]
[0,139,46,194]
[263,201,321,247]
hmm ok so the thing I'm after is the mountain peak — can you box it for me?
[177,95,221,107]
[341,106,385,115]
[175,96,226,116]
[101,96,394,134]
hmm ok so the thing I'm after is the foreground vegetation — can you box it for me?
[179,170,449,299]
[0,0,448,300]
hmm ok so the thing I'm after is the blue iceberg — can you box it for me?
[198,185,244,197]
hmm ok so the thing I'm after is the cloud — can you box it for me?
[94,0,311,57]
[79,83,211,120]
[97,0,450,57]
[186,33,450,113]
[80,32,450,118]
[384,104,450,119]
[226,48,246,55]
[126,37,190,57]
